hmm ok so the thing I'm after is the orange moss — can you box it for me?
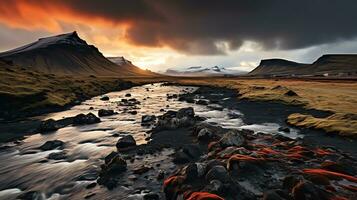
[208,141,219,151]
[329,196,349,200]
[257,147,280,156]
[186,192,225,200]
[163,175,185,188]
[303,169,357,182]
[314,148,332,156]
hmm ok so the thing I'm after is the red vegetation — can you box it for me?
[185,192,225,200]
[303,169,357,182]
[164,175,185,188]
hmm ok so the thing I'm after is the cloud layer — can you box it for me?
[1,0,357,55]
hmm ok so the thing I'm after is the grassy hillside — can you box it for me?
[0,60,159,120]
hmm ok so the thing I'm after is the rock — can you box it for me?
[103,154,127,174]
[128,110,137,115]
[183,144,202,159]
[37,119,59,133]
[39,140,64,151]
[142,115,156,125]
[185,163,198,180]
[197,127,215,141]
[100,96,109,101]
[285,90,298,97]
[263,189,290,200]
[116,135,136,149]
[98,109,116,117]
[291,181,327,200]
[278,127,290,133]
[86,182,97,189]
[219,130,246,148]
[17,191,44,200]
[133,166,151,175]
[73,113,100,125]
[125,93,131,97]
[205,179,224,194]
[176,107,194,118]
[143,193,160,200]
[205,165,230,183]
[104,151,118,164]
[196,99,209,105]
[48,151,67,160]
[173,151,191,164]
[89,107,94,110]
[157,170,165,180]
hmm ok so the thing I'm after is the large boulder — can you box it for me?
[176,107,194,118]
[100,96,109,101]
[98,109,116,117]
[116,135,136,150]
[73,113,100,125]
[205,165,230,183]
[219,130,246,148]
[39,140,64,151]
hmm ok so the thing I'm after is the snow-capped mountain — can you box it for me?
[165,66,245,77]
[0,31,156,76]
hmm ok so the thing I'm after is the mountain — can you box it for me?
[107,56,132,65]
[165,66,245,77]
[248,59,308,76]
[248,54,357,77]
[0,31,155,76]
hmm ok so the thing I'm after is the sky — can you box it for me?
[1,0,357,72]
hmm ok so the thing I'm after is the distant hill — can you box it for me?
[248,54,357,77]
[165,66,245,77]
[0,31,156,77]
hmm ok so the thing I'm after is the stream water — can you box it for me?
[0,83,299,200]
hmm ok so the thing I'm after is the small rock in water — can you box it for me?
[100,96,109,101]
[73,113,100,125]
[133,166,151,175]
[37,119,59,133]
[196,99,209,105]
[48,151,67,160]
[285,90,298,96]
[125,93,131,97]
[17,191,44,200]
[278,126,290,133]
[98,109,116,117]
[116,135,136,150]
[157,170,165,180]
[141,115,156,125]
[39,140,64,151]
[205,165,230,183]
[86,182,97,189]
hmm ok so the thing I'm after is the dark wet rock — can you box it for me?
[98,109,116,117]
[128,110,138,115]
[104,151,119,164]
[116,135,136,150]
[205,165,230,183]
[291,181,329,200]
[100,96,109,101]
[125,93,131,97]
[285,90,298,97]
[184,163,199,180]
[48,151,67,160]
[84,193,96,199]
[177,107,194,118]
[167,94,178,99]
[142,115,156,125]
[89,107,94,110]
[39,140,64,151]
[205,179,224,194]
[143,193,160,200]
[86,182,97,189]
[73,113,100,125]
[263,189,291,200]
[157,170,165,180]
[197,127,215,141]
[207,105,224,111]
[173,144,202,164]
[17,191,44,200]
[173,151,191,164]
[37,119,59,133]
[219,129,246,148]
[97,154,127,189]
[196,99,209,105]
[133,165,151,175]
[278,126,290,133]
[160,108,165,112]
[227,112,241,119]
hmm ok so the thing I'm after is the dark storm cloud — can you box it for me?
[2,0,357,54]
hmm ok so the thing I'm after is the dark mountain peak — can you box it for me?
[258,59,305,67]
[313,54,357,65]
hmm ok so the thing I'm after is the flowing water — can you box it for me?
[0,83,299,200]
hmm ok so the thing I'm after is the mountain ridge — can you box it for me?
[0,31,156,77]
